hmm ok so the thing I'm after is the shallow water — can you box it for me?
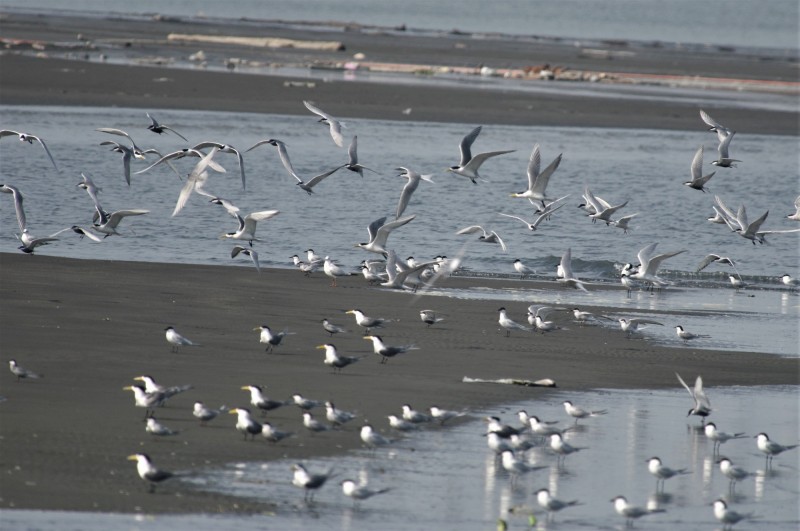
[4,386,797,529]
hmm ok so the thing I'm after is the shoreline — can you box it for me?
[1,253,797,514]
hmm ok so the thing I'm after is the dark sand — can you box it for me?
[0,254,797,514]
[0,10,798,516]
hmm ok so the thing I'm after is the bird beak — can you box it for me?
[362,336,371,340]
[122,386,132,391]
[240,386,250,390]
[316,345,327,349]
[228,409,239,415]
[252,327,261,331]
[345,310,354,314]
[127,455,139,461]
[133,376,143,381]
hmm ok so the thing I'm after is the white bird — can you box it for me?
[501,450,545,484]
[164,326,200,352]
[123,385,166,418]
[718,458,752,491]
[133,375,192,399]
[510,143,563,209]
[736,207,800,245]
[241,385,288,414]
[191,141,246,189]
[512,259,534,279]
[146,112,188,141]
[695,253,738,275]
[344,136,379,176]
[0,129,59,171]
[781,274,799,288]
[429,405,464,425]
[228,407,262,440]
[571,307,611,327]
[380,250,435,291]
[704,422,746,454]
[755,432,798,466]
[253,325,291,353]
[684,145,715,192]
[302,411,331,433]
[446,125,514,184]
[364,335,418,363]
[729,275,747,291]
[292,255,320,276]
[318,343,366,373]
[562,400,607,424]
[583,186,628,224]
[193,402,222,425]
[557,248,588,292]
[676,372,712,422]
[321,318,348,336]
[629,242,686,289]
[395,167,434,219]
[535,488,581,522]
[402,404,433,424]
[231,245,260,272]
[323,256,356,287]
[485,416,522,438]
[0,184,62,253]
[618,317,663,338]
[419,309,445,327]
[360,424,392,449]
[146,417,179,437]
[346,309,387,332]
[712,130,741,168]
[357,215,416,255]
[8,359,42,381]
[292,463,333,502]
[341,479,391,506]
[497,307,531,337]
[487,432,513,455]
[97,127,145,158]
[247,138,345,193]
[127,453,173,493]
[303,100,345,147]
[90,208,149,238]
[712,499,753,530]
[787,195,800,221]
[261,422,294,443]
[609,213,639,234]
[528,415,566,439]
[499,204,566,233]
[291,393,323,411]
[700,110,732,141]
[529,306,562,334]
[647,457,690,490]
[456,225,507,251]
[99,140,137,186]
[222,209,280,246]
[610,496,664,527]
[135,147,226,176]
[388,415,420,432]
[675,325,710,343]
[172,147,224,216]
[325,401,357,426]
[549,432,585,463]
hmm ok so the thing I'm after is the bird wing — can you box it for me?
[304,164,345,190]
[395,177,417,220]
[1,185,26,232]
[122,150,131,186]
[106,210,149,228]
[248,249,261,272]
[632,318,664,326]
[532,153,562,196]
[97,127,136,145]
[636,242,659,268]
[526,144,541,190]
[491,231,507,252]
[173,172,200,217]
[693,375,711,409]
[744,210,769,235]
[717,130,735,159]
[560,248,574,279]
[690,145,704,181]
[373,215,415,247]
[31,135,59,171]
[498,213,531,227]
[456,225,486,236]
[275,142,303,182]
[463,150,515,173]
[366,216,388,242]
[583,186,604,214]
[348,135,359,165]
[642,249,685,276]
[0,129,22,139]
[696,254,721,273]
[532,203,565,228]
[241,210,280,235]
[458,126,482,166]
[736,205,749,230]
[757,227,800,235]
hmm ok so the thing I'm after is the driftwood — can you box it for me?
[462,376,556,388]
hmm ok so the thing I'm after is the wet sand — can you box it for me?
[0,253,797,514]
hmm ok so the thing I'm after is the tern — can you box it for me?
[572,307,612,327]
[787,195,800,221]
[191,141,246,189]
[123,385,166,418]
[323,256,356,287]
[712,131,741,168]
[292,463,333,502]
[696,253,738,275]
[729,275,747,291]
[346,309,387,332]
[325,401,357,426]
[254,325,291,353]
[549,433,585,463]
[146,112,187,141]
[380,250,435,290]
[487,432,513,455]
[193,402,222,425]
[0,129,59,171]
[447,125,514,183]
[247,138,345,193]
[146,417,179,437]
[97,127,145,158]
[429,406,464,425]
[99,140,140,185]
[360,424,392,449]
[497,307,532,337]
[755,432,798,466]
[457,225,507,251]
[231,245,260,272]
[395,167,433,219]
[0,184,65,253]
[91,208,149,238]
[676,372,712,422]
[292,255,321,276]
[403,404,433,424]
[501,450,545,485]
[345,136,379,176]
[563,400,607,424]
[684,145,716,192]
[610,496,664,527]
[302,411,331,433]
[341,479,391,506]
[133,375,192,399]
[704,422,746,454]
[647,457,690,491]
[529,306,563,334]
[781,274,799,288]
[486,416,522,438]
[675,325,710,343]
[535,489,581,522]
[317,343,366,373]
[419,309,445,327]
[127,453,173,493]
[322,318,348,336]
[700,109,732,140]
[135,147,225,177]
[512,259,534,279]
[618,317,663,338]
[303,100,345,147]
[712,499,753,530]
[241,385,289,414]
[557,248,589,292]
[77,173,106,220]
[388,415,420,432]
[164,326,198,352]
[261,422,294,443]
[172,147,225,216]
[735,207,800,244]
[718,458,752,492]
[499,203,566,233]
[629,242,685,289]
[528,415,567,439]
[228,408,262,440]
[609,213,639,234]
[583,186,628,224]
[510,144,563,209]
[222,209,280,245]
[8,359,43,381]
[364,335,418,363]
[357,215,416,256]
[292,393,323,411]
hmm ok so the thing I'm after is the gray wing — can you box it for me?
[456,225,486,236]
[396,175,421,219]
[275,141,302,182]
[106,209,149,229]
[532,153,562,196]
[463,150,515,173]
[695,254,721,273]
[693,376,711,409]
[690,145,704,181]
[718,131,735,159]
[304,164,345,190]
[526,144,541,190]
[348,136,359,165]
[367,216,388,242]
[373,215,415,247]
[459,126,482,166]
[31,135,59,171]
[0,184,27,232]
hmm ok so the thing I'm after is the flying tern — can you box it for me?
[395,166,434,219]
[231,245,260,272]
[191,141,246,189]
[146,112,188,141]
[446,125,514,184]
[135,147,226,176]
[499,203,566,233]
[676,372,712,422]
[222,210,280,245]
[557,248,589,292]
[344,136,379,176]
[618,317,663,338]
[357,215,416,255]
[457,225,507,251]
[629,242,685,289]
[303,100,345,147]
[510,143,563,209]
[0,129,59,171]
[684,145,716,192]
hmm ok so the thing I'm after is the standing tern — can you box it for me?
[292,463,334,502]
[191,141,246,189]
[292,255,320,276]
[292,393,324,411]
[388,415,420,432]
[676,372,712,422]
[419,309,445,327]
[0,129,59,171]
[646,457,690,491]
[261,422,294,443]
[447,125,514,184]
[718,458,752,492]
[241,385,289,414]
[562,400,607,424]
[535,489,581,522]
[8,359,43,381]
[781,274,799,288]
[755,432,798,466]
[684,145,716,192]
[222,209,280,246]
[345,136,379,176]
[127,453,173,493]
[317,343,366,373]
[618,317,663,338]
[302,411,332,433]
[704,422,746,454]
[231,246,260,272]
[346,309,387,332]
[325,401,357,426]
[363,335,418,363]
[357,215,416,256]
[360,424,392,449]
[146,417,179,437]
[146,112,188,141]
[497,307,531,337]
[402,404,432,424]
[457,225,507,251]
[165,326,198,352]
[303,100,345,147]
[341,479,391,506]
[549,432,585,463]
[675,325,710,343]
[485,416,522,438]
[429,406,464,425]
[323,256,356,287]
[193,402,223,425]
[572,307,612,327]
[630,242,686,289]
[501,450,545,485]
[510,143,563,209]
[610,496,664,527]
[322,318,348,336]
[133,375,192,399]
[712,499,753,530]
[395,167,433,219]
[254,325,292,353]
[228,408,262,440]
[512,259,534,279]
[123,385,165,418]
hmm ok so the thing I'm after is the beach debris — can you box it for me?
[462,376,556,388]
[168,33,345,51]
